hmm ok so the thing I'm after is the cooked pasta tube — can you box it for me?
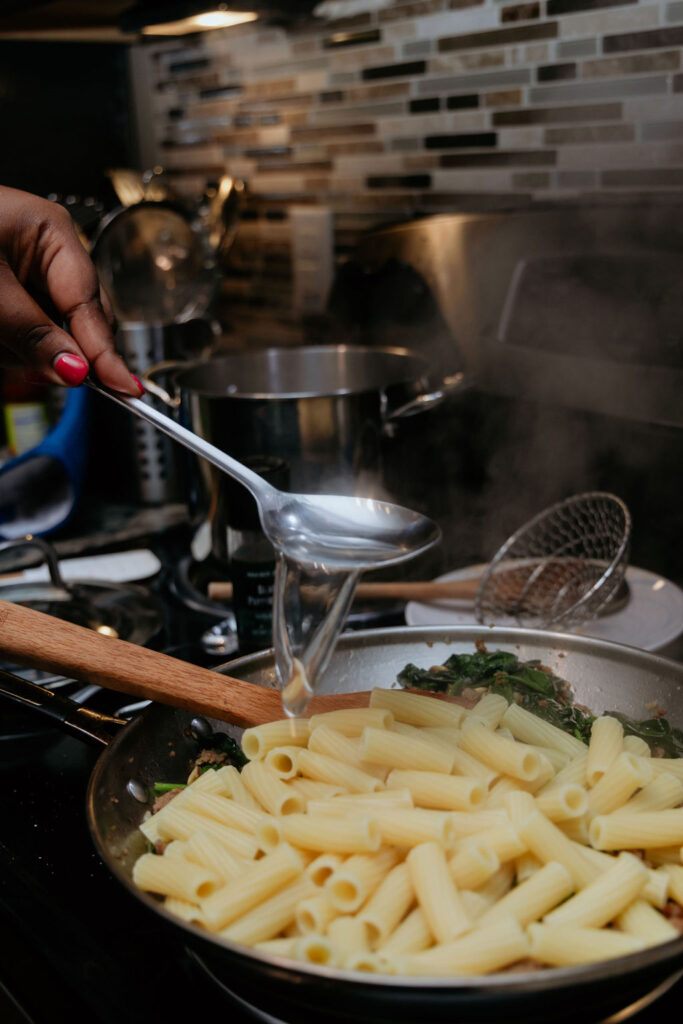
[459,889,491,920]
[253,938,297,957]
[406,841,471,942]
[327,915,369,961]
[288,778,347,803]
[649,759,683,783]
[468,693,509,729]
[264,746,303,780]
[260,813,380,854]
[294,935,338,966]
[307,726,388,781]
[346,951,388,973]
[539,752,588,793]
[459,719,543,782]
[501,703,587,759]
[296,892,340,934]
[359,726,455,774]
[448,839,499,890]
[474,862,515,906]
[531,745,570,773]
[589,810,683,850]
[241,719,310,760]
[326,848,399,913]
[557,816,592,845]
[528,923,644,966]
[369,687,467,728]
[184,830,247,882]
[201,843,305,931]
[308,708,393,735]
[296,749,383,794]
[645,846,683,867]
[616,899,679,946]
[221,875,317,946]
[642,866,670,909]
[448,810,510,839]
[133,852,222,902]
[163,897,208,926]
[535,784,588,822]
[386,769,485,811]
[543,852,648,928]
[514,852,543,881]
[241,760,305,816]
[377,906,432,955]
[373,808,456,848]
[500,789,536,827]
[358,862,414,945]
[458,823,527,864]
[400,916,529,977]
[586,716,624,787]
[621,773,683,814]
[306,852,345,886]
[306,795,412,817]
[622,735,652,758]
[173,788,263,834]
[478,861,573,928]
[194,765,260,810]
[150,806,260,859]
[586,752,652,816]
[518,810,599,888]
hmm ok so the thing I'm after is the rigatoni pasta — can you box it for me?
[133,672,683,980]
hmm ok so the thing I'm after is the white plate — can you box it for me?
[405,564,683,656]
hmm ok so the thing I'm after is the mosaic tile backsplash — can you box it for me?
[136,0,683,336]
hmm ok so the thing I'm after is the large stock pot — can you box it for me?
[4,626,683,1023]
[144,344,466,497]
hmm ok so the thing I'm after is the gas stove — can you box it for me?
[1,534,682,1023]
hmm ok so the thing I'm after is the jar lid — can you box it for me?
[223,455,289,531]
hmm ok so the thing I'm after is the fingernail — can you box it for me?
[131,374,145,396]
[54,352,89,386]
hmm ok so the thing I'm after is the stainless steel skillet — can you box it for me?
[4,626,683,1023]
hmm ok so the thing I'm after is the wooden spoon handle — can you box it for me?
[208,578,481,603]
[0,599,367,728]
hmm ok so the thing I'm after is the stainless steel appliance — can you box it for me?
[337,205,683,582]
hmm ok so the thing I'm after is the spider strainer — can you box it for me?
[474,492,631,629]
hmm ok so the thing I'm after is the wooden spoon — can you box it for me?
[0,599,369,729]
[208,578,481,604]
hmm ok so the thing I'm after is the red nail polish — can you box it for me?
[131,375,145,395]
[54,353,89,386]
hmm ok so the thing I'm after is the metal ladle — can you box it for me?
[87,378,440,571]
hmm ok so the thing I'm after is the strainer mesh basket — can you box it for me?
[474,492,631,629]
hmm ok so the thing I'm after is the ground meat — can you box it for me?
[151,788,183,815]
[662,901,683,934]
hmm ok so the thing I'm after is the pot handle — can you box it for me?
[385,371,470,421]
[0,668,127,747]
[139,359,186,408]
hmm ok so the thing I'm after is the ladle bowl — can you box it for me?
[86,378,441,571]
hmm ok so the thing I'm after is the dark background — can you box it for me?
[0,40,132,198]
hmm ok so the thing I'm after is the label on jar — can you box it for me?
[231,559,276,653]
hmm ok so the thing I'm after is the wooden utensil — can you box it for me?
[207,578,482,604]
[0,599,369,729]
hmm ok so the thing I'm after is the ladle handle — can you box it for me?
[85,378,273,506]
[0,600,367,727]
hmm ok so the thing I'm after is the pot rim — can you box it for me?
[172,344,433,401]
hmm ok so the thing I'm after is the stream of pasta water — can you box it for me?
[272,554,361,717]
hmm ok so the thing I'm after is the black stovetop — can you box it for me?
[0,559,682,1024]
